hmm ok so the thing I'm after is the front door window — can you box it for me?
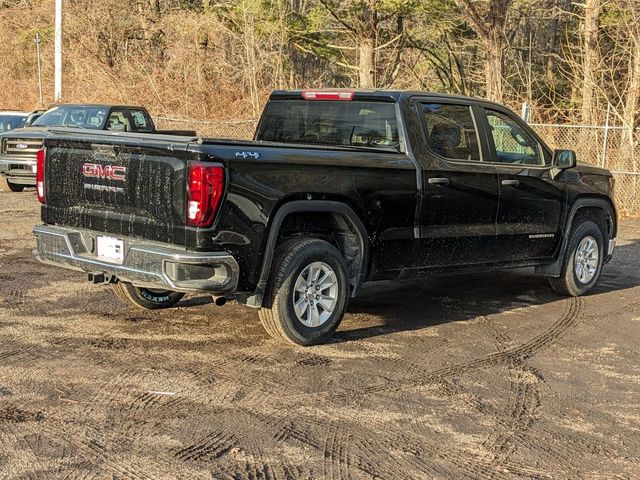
[486,110,543,165]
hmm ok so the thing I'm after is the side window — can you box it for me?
[486,110,542,165]
[130,110,151,132]
[422,103,481,161]
[107,110,132,132]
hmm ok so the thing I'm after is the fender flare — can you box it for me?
[536,197,617,277]
[246,200,369,308]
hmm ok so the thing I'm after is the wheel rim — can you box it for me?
[292,261,338,328]
[574,236,599,284]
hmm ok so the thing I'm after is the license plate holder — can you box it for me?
[96,236,125,264]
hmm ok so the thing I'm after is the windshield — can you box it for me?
[0,115,28,133]
[32,106,108,129]
[256,100,400,151]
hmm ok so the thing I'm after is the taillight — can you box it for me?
[301,90,354,101]
[186,163,224,227]
[36,148,46,204]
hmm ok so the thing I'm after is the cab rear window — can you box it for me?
[256,100,400,151]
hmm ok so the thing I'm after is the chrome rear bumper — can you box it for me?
[33,224,239,294]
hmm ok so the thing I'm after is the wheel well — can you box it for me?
[573,206,612,241]
[276,210,366,292]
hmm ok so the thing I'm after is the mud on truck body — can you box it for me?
[33,90,617,345]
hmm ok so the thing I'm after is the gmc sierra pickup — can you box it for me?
[0,104,194,192]
[33,90,617,346]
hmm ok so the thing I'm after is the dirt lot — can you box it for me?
[0,192,639,479]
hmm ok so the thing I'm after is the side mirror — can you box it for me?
[553,149,577,169]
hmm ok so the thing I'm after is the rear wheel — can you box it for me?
[258,238,350,346]
[112,282,185,310]
[548,220,604,296]
[0,175,25,192]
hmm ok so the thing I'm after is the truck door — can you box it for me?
[479,108,565,261]
[413,101,500,267]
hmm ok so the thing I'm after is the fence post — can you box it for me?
[521,102,530,123]
[601,103,611,168]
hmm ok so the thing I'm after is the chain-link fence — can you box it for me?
[155,116,640,217]
[531,124,640,217]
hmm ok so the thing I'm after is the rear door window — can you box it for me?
[421,103,481,161]
[256,100,400,151]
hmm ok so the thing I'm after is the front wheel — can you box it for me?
[549,220,605,296]
[0,175,25,192]
[258,238,350,346]
[112,283,185,310]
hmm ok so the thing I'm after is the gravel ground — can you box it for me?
[0,191,639,479]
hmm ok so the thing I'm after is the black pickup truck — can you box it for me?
[0,104,194,192]
[33,90,617,345]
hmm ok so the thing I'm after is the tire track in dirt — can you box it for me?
[383,415,554,480]
[174,424,284,479]
[480,318,543,472]
[309,298,584,478]
[175,429,237,463]
[335,297,584,400]
[267,412,426,480]
[0,419,47,480]
[78,367,140,418]
[322,425,353,480]
[36,422,186,480]
[0,337,77,368]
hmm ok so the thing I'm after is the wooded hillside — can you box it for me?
[0,0,638,129]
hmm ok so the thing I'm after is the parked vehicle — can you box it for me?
[0,111,29,134]
[33,90,617,345]
[0,104,194,192]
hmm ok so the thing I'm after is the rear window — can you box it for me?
[256,100,400,151]
[32,106,108,129]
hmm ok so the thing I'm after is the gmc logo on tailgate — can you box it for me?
[82,163,126,181]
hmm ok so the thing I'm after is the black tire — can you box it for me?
[548,220,605,296]
[112,282,185,310]
[0,175,25,192]
[258,238,350,346]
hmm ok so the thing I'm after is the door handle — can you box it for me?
[428,177,450,186]
[501,179,520,187]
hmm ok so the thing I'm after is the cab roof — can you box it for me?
[0,111,30,116]
[269,89,508,110]
[44,104,147,110]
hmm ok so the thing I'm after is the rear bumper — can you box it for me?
[0,156,36,185]
[33,224,239,294]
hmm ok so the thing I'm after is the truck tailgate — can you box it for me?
[42,130,197,247]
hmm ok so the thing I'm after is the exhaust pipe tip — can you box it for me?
[213,296,227,307]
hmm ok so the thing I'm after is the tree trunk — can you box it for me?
[623,34,640,174]
[581,0,602,124]
[358,36,375,88]
[453,0,512,103]
[485,27,504,102]
[624,37,640,138]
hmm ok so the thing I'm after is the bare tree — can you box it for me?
[580,0,602,124]
[454,0,514,102]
